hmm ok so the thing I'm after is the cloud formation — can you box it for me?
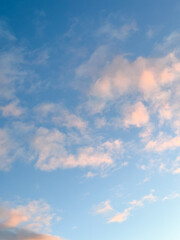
[33,127,121,171]
[94,201,113,214]
[108,193,157,223]
[0,200,64,240]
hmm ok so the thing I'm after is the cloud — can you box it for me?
[94,201,113,214]
[97,21,137,40]
[0,200,56,231]
[33,127,116,171]
[85,171,96,178]
[0,200,64,240]
[91,53,180,99]
[123,102,149,127]
[0,20,16,41]
[145,133,180,152]
[88,52,180,131]
[34,103,87,131]
[108,207,131,223]
[76,46,108,79]
[0,100,24,117]
[0,128,19,171]
[108,192,157,223]
[33,127,66,171]
[171,156,180,174]
[162,192,180,201]
[155,31,180,53]
[0,48,25,101]
[0,228,64,240]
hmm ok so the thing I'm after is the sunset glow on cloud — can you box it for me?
[0,1,180,240]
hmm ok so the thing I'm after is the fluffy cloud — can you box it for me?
[89,52,180,133]
[0,200,56,231]
[90,53,180,99]
[124,102,149,127]
[0,200,64,240]
[33,127,120,171]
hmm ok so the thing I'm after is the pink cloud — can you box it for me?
[108,192,157,223]
[146,134,180,152]
[124,102,149,127]
[33,128,118,171]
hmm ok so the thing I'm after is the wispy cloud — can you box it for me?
[97,20,137,41]
[34,103,87,131]
[94,201,113,215]
[145,133,180,152]
[0,20,16,41]
[108,192,157,223]
[0,100,24,117]
[0,128,19,171]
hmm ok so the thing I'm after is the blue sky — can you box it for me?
[0,0,180,239]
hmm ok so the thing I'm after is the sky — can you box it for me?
[0,0,180,239]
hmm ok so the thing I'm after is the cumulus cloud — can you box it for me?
[0,200,56,231]
[89,52,180,132]
[0,200,64,240]
[123,102,149,127]
[33,127,120,171]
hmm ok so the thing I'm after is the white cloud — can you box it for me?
[94,201,113,214]
[108,192,157,223]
